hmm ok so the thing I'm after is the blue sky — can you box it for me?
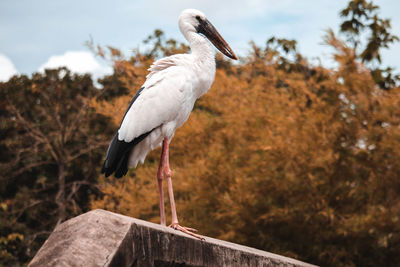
[1,0,399,81]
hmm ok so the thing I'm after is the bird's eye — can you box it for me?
[195,15,200,20]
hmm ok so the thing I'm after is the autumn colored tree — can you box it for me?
[0,68,116,265]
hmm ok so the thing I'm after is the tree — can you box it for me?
[339,0,400,89]
[0,68,114,265]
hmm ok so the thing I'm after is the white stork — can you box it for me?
[102,9,237,239]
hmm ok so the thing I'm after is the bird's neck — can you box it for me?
[186,32,215,66]
[184,32,217,99]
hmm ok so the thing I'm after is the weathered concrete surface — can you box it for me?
[29,209,317,267]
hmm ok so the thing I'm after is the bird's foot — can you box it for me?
[169,222,205,240]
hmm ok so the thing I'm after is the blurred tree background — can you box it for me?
[1,1,399,266]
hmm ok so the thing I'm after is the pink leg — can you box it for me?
[161,137,204,240]
[162,138,178,224]
[157,143,166,226]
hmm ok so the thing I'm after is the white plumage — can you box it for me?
[102,8,236,238]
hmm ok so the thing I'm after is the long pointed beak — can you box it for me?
[196,18,238,60]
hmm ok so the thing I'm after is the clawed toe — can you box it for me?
[169,223,204,240]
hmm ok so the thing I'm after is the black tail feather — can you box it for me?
[114,152,130,178]
[101,130,155,178]
[101,133,132,177]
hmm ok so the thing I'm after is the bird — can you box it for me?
[101,8,237,239]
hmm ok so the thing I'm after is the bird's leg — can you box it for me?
[164,146,178,225]
[157,141,166,226]
[162,137,204,240]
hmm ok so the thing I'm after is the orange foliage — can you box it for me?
[91,33,400,266]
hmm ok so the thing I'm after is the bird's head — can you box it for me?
[179,9,238,60]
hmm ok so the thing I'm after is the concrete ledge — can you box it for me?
[29,209,317,267]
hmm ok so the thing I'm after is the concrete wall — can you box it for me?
[28,209,317,267]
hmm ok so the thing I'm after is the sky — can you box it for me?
[1,0,399,82]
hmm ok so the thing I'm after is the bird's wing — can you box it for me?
[102,57,192,178]
[118,65,191,142]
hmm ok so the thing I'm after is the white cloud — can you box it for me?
[0,54,18,82]
[38,51,112,81]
